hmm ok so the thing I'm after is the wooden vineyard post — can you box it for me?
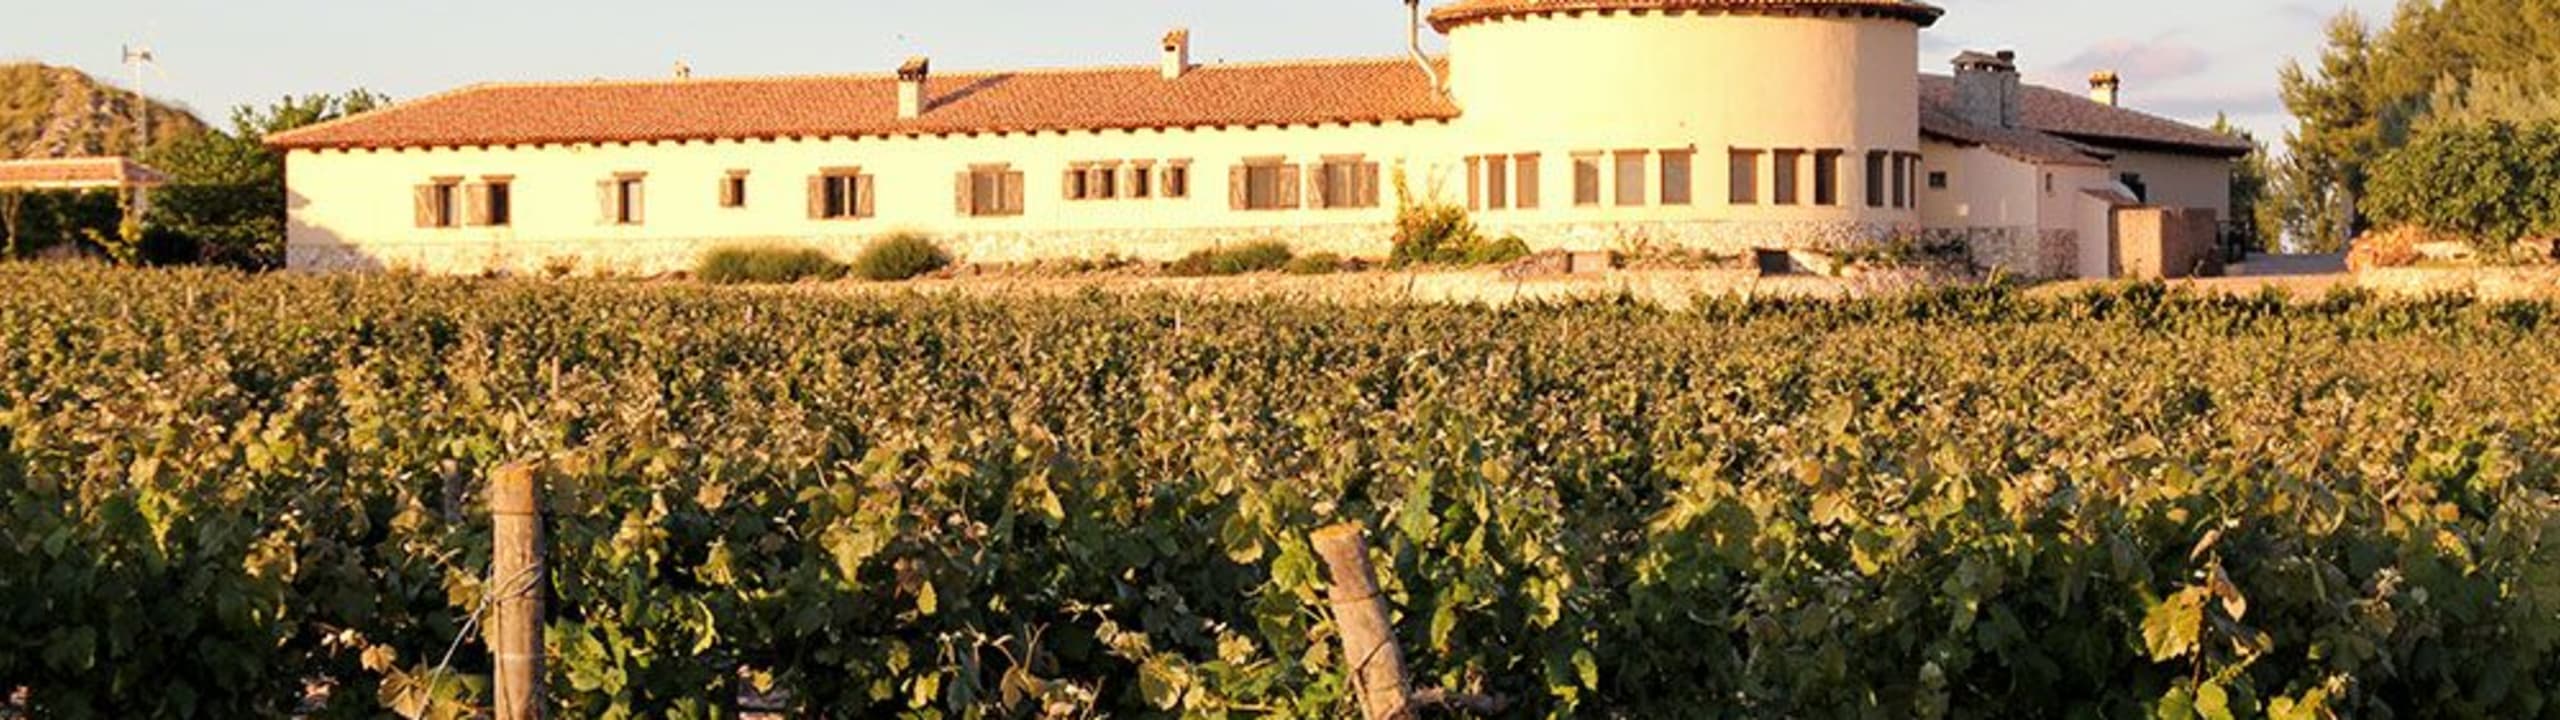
[1311,523,1415,720]
[490,463,546,720]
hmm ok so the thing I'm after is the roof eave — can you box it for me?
[2043,131,2252,159]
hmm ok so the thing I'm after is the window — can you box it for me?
[1163,163,1191,199]
[1316,156,1378,209]
[597,174,644,226]
[1485,156,1509,210]
[1232,159,1298,211]
[1090,164,1118,200]
[2120,172,2149,202]
[1615,151,1648,206]
[1772,149,1802,205]
[1726,149,1758,205]
[477,177,513,227]
[1865,151,1888,208]
[1813,150,1842,206]
[810,169,874,220]
[1650,150,1686,205]
[1065,165,1092,201]
[1928,171,1949,190]
[720,171,749,208]
[1890,154,1909,209]
[1513,154,1540,210]
[414,178,460,228]
[959,165,1025,217]
[1905,154,1923,208]
[1130,162,1154,199]
[1573,153,1602,206]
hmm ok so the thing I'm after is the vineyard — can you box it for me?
[3,265,2560,719]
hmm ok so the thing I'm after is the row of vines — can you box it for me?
[2,265,2558,718]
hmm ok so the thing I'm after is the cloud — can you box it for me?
[2053,36,2214,85]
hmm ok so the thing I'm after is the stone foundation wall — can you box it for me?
[1930,225,2077,279]
[1484,218,1913,257]
[289,217,1918,276]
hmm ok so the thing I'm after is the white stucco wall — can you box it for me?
[1917,142,2037,230]
[1446,11,1921,231]
[2106,149,2232,219]
[286,122,1461,275]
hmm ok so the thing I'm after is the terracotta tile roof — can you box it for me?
[0,157,168,189]
[1426,0,1945,31]
[266,58,1459,151]
[1918,106,2111,167]
[1918,74,2253,157]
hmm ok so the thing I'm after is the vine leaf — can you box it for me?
[2144,587,2208,662]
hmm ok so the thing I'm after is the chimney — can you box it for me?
[673,61,692,80]
[2089,70,2122,107]
[1952,49,2022,128]
[1161,28,1191,80]
[897,56,930,119]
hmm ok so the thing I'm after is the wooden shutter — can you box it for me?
[808,176,827,219]
[1514,156,1539,210]
[464,183,492,226]
[628,181,645,225]
[1001,171,1025,215]
[413,185,435,228]
[1278,164,1301,209]
[1229,165,1248,210]
[1359,162,1381,208]
[1063,168,1081,200]
[856,175,876,218]
[1474,156,1495,210]
[956,171,975,216]
[596,180,615,225]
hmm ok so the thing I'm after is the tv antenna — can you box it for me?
[121,44,165,153]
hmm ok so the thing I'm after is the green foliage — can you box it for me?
[697,244,850,284]
[2366,122,2560,251]
[1388,199,1481,267]
[847,232,952,281]
[1170,239,1294,276]
[5,267,2560,718]
[2212,115,2282,254]
[142,90,388,269]
[0,188,120,259]
[2278,1,2560,251]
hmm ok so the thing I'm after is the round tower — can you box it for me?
[1429,0,1942,251]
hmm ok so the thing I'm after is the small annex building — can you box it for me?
[266,0,2251,278]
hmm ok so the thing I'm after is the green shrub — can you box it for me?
[850,233,953,281]
[1171,240,1295,276]
[1464,235,1531,266]
[1285,252,1345,275]
[2366,121,2560,254]
[1390,201,1480,267]
[697,245,849,284]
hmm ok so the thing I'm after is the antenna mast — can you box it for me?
[122,44,156,153]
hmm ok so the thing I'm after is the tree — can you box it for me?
[2211,115,2281,253]
[145,90,387,269]
[2278,11,2385,252]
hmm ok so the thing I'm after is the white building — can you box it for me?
[267,0,2250,278]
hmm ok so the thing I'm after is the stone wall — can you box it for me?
[1484,218,1912,257]
[1929,225,2078,279]
[2116,207,2221,279]
[288,217,1914,277]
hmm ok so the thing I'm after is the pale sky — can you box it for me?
[4,0,2396,151]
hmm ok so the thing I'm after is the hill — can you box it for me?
[0,62,208,161]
